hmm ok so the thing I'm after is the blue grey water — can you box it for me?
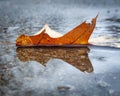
[0,0,120,96]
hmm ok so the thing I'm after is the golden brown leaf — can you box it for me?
[16,16,98,46]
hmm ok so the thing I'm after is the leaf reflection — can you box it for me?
[16,47,93,73]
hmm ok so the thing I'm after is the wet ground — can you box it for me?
[0,0,120,96]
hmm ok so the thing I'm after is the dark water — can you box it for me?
[0,0,120,96]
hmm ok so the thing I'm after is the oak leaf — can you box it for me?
[16,15,98,46]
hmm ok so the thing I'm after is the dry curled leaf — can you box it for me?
[16,15,98,46]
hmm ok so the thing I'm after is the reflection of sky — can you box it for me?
[0,45,120,96]
[89,47,120,73]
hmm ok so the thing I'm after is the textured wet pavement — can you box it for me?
[0,0,120,96]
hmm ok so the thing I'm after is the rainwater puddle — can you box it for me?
[0,0,120,96]
[0,45,120,96]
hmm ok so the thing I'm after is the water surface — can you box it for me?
[0,0,120,96]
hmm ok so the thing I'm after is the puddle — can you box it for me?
[0,45,120,96]
[0,0,120,96]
